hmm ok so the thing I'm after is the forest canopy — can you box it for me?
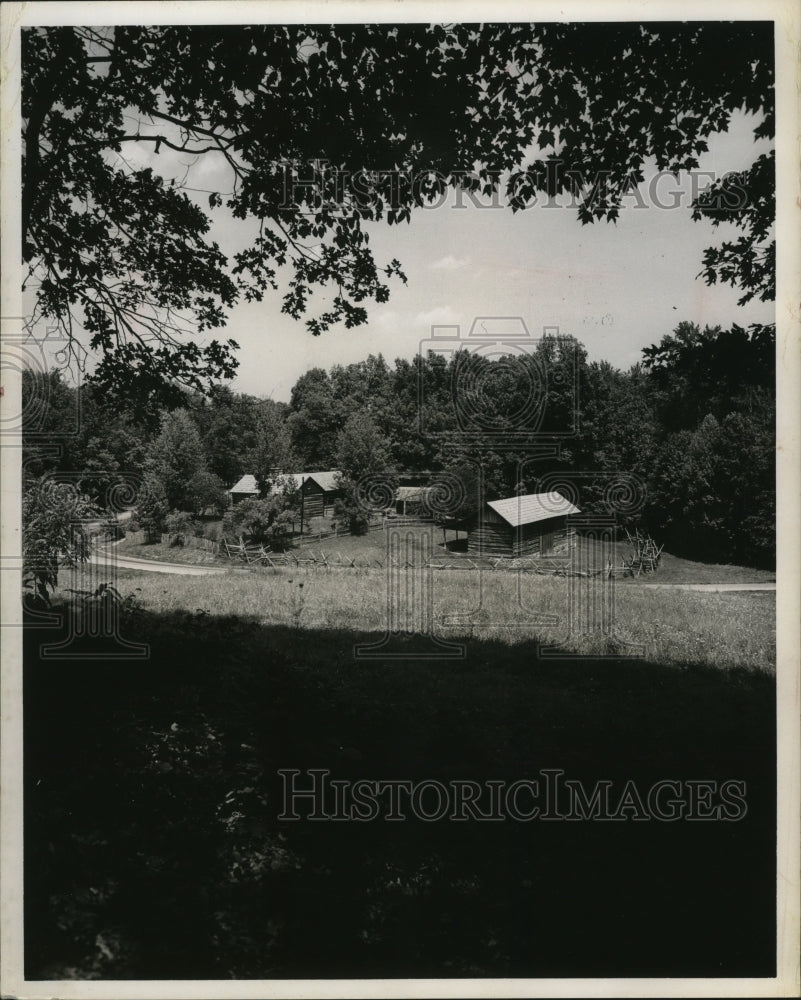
[22,22,774,402]
[23,321,775,567]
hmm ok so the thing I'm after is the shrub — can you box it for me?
[135,474,168,542]
[202,522,222,543]
[164,510,196,546]
[22,478,100,605]
[223,497,277,545]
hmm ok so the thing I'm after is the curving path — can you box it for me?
[90,547,776,589]
[90,545,231,576]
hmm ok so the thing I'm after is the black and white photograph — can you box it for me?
[1,1,799,997]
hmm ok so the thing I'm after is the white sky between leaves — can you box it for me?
[30,80,775,402]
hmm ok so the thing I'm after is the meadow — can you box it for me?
[117,522,777,585]
[106,560,775,672]
[24,554,776,979]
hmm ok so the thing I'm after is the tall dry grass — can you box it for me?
[102,564,775,673]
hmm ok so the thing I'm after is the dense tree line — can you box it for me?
[22,319,775,567]
[20,21,774,569]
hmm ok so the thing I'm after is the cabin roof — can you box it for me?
[486,491,580,527]
[395,486,433,501]
[298,470,341,491]
[276,470,341,491]
[230,471,342,495]
[228,474,260,495]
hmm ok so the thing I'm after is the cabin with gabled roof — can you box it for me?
[228,474,261,505]
[228,470,342,520]
[296,471,342,519]
[468,491,580,557]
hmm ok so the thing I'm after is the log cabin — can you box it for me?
[227,474,261,505]
[468,491,580,557]
[296,471,343,519]
[228,470,342,520]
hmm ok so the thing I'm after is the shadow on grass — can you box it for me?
[24,603,775,980]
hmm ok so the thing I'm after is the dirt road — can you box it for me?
[90,550,230,576]
[91,548,777,590]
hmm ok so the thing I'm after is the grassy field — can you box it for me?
[26,534,776,978]
[102,562,775,672]
[116,522,775,586]
[24,584,776,979]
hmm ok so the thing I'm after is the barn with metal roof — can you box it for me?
[468,490,580,557]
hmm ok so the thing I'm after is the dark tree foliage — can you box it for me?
[21,315,775,566]
[692,152,775,304]
[642,321,774,431]
[189,386,274,486]
[641,324,775,566]
[21,369,150,502]
[22,22,773,399]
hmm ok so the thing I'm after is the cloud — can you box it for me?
[431,255,470,271]
[415,305,459,328]
[373,308,400,331]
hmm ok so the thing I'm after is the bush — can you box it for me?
[221,499,297,551]
[135,474,169,542]
[185,470,228,516]
[223,498,276,545]
[202,522,222,543]
[164,510,196,546]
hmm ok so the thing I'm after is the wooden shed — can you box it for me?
[468,491,580,557]
[228,474,261,505]
[395,486,434,517]
[296,471,342,519]
[228,470,342,518]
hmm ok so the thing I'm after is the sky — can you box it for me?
[143,110,774,402]
[28,62,774,404]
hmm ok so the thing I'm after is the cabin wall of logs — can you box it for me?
[300,480,341,519]
[468,510,575,558]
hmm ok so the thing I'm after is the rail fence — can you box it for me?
[113,523,617,579]
[220,539,611,578]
